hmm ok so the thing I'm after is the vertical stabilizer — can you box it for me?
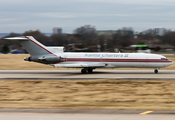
[5,36,57,56]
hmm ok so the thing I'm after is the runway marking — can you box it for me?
[140,111,153,114]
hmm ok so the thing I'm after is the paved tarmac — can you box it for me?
[1,109,175,114]
[0,69,175,80]
[0,109,175,120]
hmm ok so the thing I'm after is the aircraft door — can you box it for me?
[133,55,147,68]
[61,56,67,62]
[100,57,103,62]
[146,54,159,68]
[146,54,152,67]
[64,55,67,62]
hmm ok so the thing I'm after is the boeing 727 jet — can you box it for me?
[5,36,173,74]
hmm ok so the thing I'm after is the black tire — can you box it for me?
[81,69,87,74]
[155,69,158,74]
[88,69,93,73]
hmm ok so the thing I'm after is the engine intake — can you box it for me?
[24,57,31,61]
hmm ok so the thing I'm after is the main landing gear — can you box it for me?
[154,68,159,74]
[81,68,93,74]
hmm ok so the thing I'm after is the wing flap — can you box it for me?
[54,63,107,68]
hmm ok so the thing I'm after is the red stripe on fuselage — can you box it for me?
[56,58,172,63]
[25,36,57,56]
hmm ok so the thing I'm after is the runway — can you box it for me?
[1,113,175,120]
[0,109,175,120]
[0,69,175,80]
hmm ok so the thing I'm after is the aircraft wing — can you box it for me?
[53,63,107,68]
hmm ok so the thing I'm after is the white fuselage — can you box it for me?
[54,52,173,68]
[5,36,173,73]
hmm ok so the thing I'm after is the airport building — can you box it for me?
[53,27,62,34]
[152,27,166,36]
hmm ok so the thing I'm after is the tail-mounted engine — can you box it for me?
[24,56,61,62]
[38,56,61,62]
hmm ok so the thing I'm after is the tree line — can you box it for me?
[0,25,175,53]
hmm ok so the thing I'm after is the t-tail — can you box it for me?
[5,36,64,64]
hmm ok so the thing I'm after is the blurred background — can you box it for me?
[0,0,175,54]
[1,1,175,116]
[0,26,175,54]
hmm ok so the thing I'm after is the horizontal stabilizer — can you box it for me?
[4,36,28,40]
[54,63,107,68]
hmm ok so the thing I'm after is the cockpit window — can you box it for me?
[161,58,169,61]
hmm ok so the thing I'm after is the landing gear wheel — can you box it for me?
[88,69,93,73]
[154,69,158,74]
[81,69,87,74]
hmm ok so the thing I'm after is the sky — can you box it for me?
[0,0,175,33]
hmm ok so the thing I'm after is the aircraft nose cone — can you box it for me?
[171,61,173,65]
[169,61,173,66]
[165,61,173,67]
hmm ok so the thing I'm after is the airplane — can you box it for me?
[5,36,173,74]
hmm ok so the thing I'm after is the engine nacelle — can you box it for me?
[38,56,61,62]
[24,56,61,62]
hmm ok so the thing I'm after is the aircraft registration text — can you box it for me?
[84,54,129,58]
